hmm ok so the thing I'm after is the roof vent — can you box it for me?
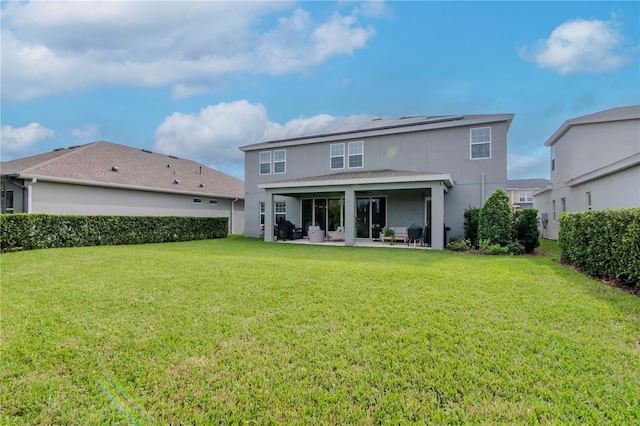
[169,155,179,159]
[173,179,180,184]
[68,145,81,149]
[199,183,205,188]
[53,147,66,152]
[141,149,153,154]
[372,118,382,121]
[167,164,171,168]
[111,166,120,172]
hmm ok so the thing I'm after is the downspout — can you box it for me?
[25,177,37,213]
[230,198,239,235]
[480,173,486,205]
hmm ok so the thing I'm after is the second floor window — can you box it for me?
[551,145,556,171]
[259,151,271,175]
[470,127,491,159]
[519,192,533,202]
[274,150,286,174]
[330,143,345,169]
[348,141,364,168]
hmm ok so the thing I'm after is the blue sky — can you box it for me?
[2,1,639,180]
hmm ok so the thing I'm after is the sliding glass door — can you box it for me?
[356,197,386,239]
[302,198,344,235]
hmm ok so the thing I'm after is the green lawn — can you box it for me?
[2,237,639,424]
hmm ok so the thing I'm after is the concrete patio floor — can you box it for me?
[273,238,432,249]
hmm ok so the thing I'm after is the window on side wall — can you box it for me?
[5,189,14,214]
[561,198,566,213]
[259,151,271,175]
[348,141,363,168]
[586,192,592,210]
[275,201,286,224]
[551,145,556,171]
[552,200,556,221]
[470,127,491,159]
[259,202,265,225]
[330,143,345,170]
[274,150,286,174]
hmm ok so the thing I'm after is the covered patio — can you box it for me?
[259,170,454,250]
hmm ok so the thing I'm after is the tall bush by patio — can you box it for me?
[463,207,481,248]
[478,188,512,247]
[513,209,540,253]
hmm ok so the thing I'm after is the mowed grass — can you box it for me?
[1,237,639,424]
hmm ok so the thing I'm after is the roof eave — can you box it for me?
[258,173,454,190]
[16,174,244,200]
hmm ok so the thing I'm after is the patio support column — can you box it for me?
[431,183,445,250]
[344,187,356,246]
[264,191,274,242]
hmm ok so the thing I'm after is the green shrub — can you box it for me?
[513,209,540,253]
[478,188,512,247]
[559,208,640,286]
[0,214,228,252]
[446,239,471,252]
[463,207,481,248]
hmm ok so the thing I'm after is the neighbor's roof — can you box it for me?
[0,141,244,199]
[506,178,550,189]
[544,105,640,147]
[240,113,514,151]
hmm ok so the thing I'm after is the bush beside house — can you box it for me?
[478,188,513,247]
[559,208,640,286]
[0,214,228,252]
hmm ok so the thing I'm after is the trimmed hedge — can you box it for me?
[0,214,228,252]
[559,208,640,286]
[478,188,513,247]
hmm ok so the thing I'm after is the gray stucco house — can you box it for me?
[1,141,245,234]
[533,105,640,240]
[240,113,514,249]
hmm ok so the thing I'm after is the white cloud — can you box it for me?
[153,100,374,176]
[1,123,55,155]
[520,18,629,74]
[508,153,548,179]
[1,1,381,102]
[70,123,101,139]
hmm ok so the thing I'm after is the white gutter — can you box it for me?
[17,174,242,200]
[230,198,239,234]
[25,177,37,213]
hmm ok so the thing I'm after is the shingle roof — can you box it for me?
[506,178,550,189]
[1,141,244,199]
[270,169,447,184]
[545,105,640,147]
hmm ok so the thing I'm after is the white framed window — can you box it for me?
[348,141,364,168]
[561,197,566,213]
[519,191,533,203]
[259,151,271,175]
[275,201,287,224]
[209,199,218,205]
[552,200,556,221]
[586,192,592,210]
[4,189,14,214]
[470,127,491,159]
[259,201,265,225]
[551,145,556,171]
[193,198,203,204]
[330,143,345,170]
[274,149,286,174]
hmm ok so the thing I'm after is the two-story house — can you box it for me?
[533,105,640,239]
[506,178,550,210]
[240,114,513,249]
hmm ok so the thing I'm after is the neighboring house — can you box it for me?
[533,105,640,240]
[1,141,245,234]
[506,178,550,210]
[240,113,514,249]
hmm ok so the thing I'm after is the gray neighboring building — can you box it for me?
[240,113,514,249]
[1,141,245,234]
[533,106,640,240]
[506,178,550,210]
